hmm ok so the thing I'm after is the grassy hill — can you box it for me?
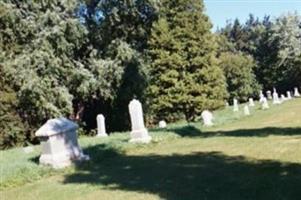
[1,98,301,200]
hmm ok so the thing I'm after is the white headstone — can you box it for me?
[262,97,269,109]
[294,87,300,97]
[266,91,272,100]
[201,110,213,126]
[128,99,151,143]
[287,91,292,100]
[280,94,287,102]
[272,89,281,104]
[249,98,255,107]
[96,114,108,137]
[158,120,167,128]
[259,90,265,103]
[244,105,250,116]
[233,98,239,112]
[35,117,89,168]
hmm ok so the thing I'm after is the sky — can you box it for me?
[204,0,301,29]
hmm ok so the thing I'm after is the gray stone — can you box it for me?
[96,114,108,137]
[35,117,89,169]
[128,99,151,143]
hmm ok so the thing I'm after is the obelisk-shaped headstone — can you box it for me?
[96,114,108,137]
[273,88,281,104]
[128,99,151,143]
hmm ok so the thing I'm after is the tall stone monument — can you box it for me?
[233,98,239,112]
[272,88,281,104]
[128,99,152,143]
[96,114,108,137]
[35,117,89,168]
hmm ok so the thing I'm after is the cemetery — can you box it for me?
[0,0,301,200]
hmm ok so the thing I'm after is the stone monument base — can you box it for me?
[130,128,152,143]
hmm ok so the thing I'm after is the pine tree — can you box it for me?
[148,0,227,122]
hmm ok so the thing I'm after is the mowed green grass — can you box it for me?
[1,98,301,200]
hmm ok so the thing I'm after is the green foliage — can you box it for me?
[219,52,260,102]
[148,0,227,122]
[220,13,301,91]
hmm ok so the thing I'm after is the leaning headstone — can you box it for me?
[262,97,269,110]
[249,98,255,107]
[266,91,272,100]
[35,117,89,169]
[287,91,292,100]
[96,114,108,137]
[272,89,281,104]
[201,110,213,126]
[259,90,265,103]
[233,98,239,112]
[159,120,167,128]
[128,99,151,143]
[294,87,300,97]
[244,105,250,116]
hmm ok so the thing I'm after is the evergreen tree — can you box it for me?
[148,0,227,122]
[219,52,260,102]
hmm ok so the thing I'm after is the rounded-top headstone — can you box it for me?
[159,120,167,128]
[201,110,213,126]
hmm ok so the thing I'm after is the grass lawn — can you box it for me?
[1,98,301,200]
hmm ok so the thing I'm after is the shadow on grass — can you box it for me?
[154,125,301,138]
[64,144,301,200]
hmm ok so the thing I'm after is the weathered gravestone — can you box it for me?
[244,105,250,116]
[266,91,272,100]
[201,110,213,126]
[96,114,108,137]
[280,94,287,102]
[233,98,239,112]
[35,117,89,169]
[273,88,281,104]
[294,87,300,97]
[262,97,269,109]
[159,120,167,128]
[249,98,255,107]
[287,91,292,100]
[128,99,152,143]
